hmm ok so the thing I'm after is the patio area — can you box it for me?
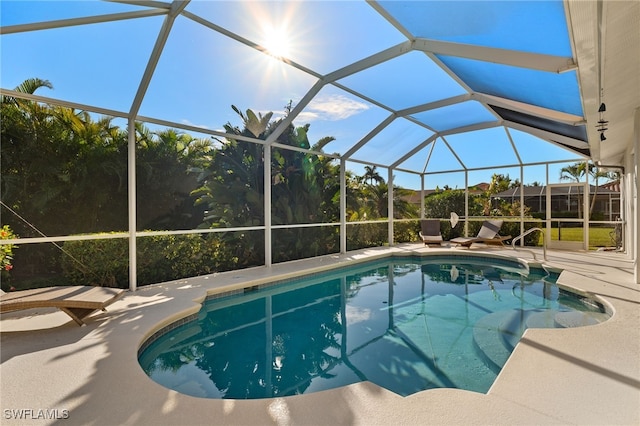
[2,245,638,425]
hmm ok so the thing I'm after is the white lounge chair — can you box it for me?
[451,220,511,248]
[1,286,125,326]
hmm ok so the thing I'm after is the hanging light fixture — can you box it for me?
[596,90,608,141]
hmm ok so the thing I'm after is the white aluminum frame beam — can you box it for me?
[107,1,171,9]
[472,92,585,125]
[387,168,394,245]
[343,114,397,160]
[0,89,127,119]
[324,41,412,83]
[182,11,320,78]
[127,0,189,290]
[396,94,471,116]
[412,38,577,73]
[0,9,167,35]
[129,0,189,117]
[439,136,467,172]
[264,79,326,146]
[389,134,437,169]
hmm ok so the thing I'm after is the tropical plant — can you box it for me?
[559,162,587,183]
[481,173,515,215]
[190,108,266,230]
[424,189,483,220]
[359,181,418,219]
[0,225,16,272]
[361,165,384,186]
[0,225,17,291]
[1,78,221,284]
[587,166,616,215]
[1,79,129,236]
[191,103,341,264]
[0,77,53,105]
[136,125,212,230]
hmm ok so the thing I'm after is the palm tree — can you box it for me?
[362,165,384,186]
[560,162,615,217]
[559,162,587,183]
[588,166,616,216]
[2,78,132,236]
[1,77,53,105]
[559,162,587,218]
[360,181,419,219]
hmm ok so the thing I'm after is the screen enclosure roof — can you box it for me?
[1,0,638,174]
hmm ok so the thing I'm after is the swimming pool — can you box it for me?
[138,255,609,399]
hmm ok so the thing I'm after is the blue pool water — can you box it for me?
[138,255,608,399]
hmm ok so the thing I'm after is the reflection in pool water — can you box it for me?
[138,256,608,399]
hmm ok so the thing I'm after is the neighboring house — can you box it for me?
[402,182,621,221]
[491,185,621,220]
[600,179,621,192]
[400,189,434,210]
[468,182,490,193]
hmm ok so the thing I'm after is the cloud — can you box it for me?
[297,111,321,122]
[303,94,369,122]
[176,96,367,133]
[345,305,372,325]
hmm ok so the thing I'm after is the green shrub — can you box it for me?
[61,236,129,287]
[136,234,207,285]
[273,227,339,263]
[61,232,262,288]
[424,190,483,218]
[394,221,419,243]
[347,222,387,250]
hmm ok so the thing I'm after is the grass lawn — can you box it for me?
[540,226,617,249]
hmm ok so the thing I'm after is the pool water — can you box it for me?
[138,256,609,399]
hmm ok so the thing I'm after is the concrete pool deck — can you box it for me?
[1,245,639,425]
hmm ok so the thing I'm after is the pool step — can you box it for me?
[473,309,559,373]
[554,311,609,328]
[473,310,522,373]
[473,308,609,373]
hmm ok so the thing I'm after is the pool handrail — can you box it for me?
[512,227,546,262]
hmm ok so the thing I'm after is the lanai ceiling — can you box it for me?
[1,0,638,172]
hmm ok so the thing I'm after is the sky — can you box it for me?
[0,0,588,190]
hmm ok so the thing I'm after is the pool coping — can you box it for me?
[1,245,639,425]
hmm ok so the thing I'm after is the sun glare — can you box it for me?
[264,26,291,59]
